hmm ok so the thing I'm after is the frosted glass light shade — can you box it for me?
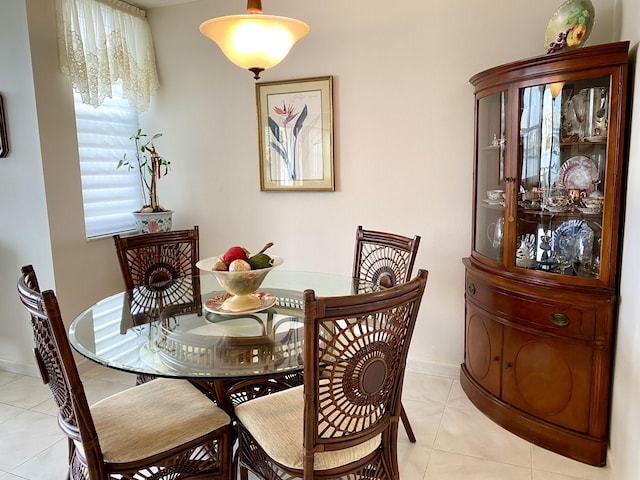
[199,14,309,78]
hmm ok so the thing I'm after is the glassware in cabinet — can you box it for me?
[515,75,610,279]
[474,91,507,262]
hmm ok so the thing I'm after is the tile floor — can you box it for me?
[0,367,611,480]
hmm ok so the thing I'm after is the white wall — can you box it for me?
[0,0,54,374]
[609,0,640,477]
[25,0,127,320]
[0,0,135,373]
[3,0,640,477]
[143,0,616,375]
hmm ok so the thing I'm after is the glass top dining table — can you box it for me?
[69,270,375,384]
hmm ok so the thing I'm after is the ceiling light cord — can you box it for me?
[246,0,262,14]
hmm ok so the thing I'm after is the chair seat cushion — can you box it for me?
[89,378,229,464]
[235,385,380,471]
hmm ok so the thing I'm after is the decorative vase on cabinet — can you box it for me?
[461,41,629,467]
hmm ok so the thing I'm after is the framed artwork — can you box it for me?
[0,94,8,158]
[256,76,334,191]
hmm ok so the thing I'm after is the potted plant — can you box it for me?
[118,129,173,233]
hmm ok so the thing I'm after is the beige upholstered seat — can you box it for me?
[88,378,230,464]
[236,270,429,480]
[236,386,381,471]
[17,265,232,480]
[353,225,421,442]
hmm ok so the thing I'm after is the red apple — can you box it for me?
[222,246,248,264]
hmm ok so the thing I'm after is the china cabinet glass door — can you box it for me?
[475,91,507,262]
[516,76,609,279]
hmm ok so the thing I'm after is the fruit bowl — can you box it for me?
[196,256,284,312]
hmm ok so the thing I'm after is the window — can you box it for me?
[57,0,159,238]
[74,83,143,238]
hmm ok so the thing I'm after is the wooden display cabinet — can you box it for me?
[461,42,629,466]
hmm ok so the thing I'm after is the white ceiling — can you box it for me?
[129,0,195,9]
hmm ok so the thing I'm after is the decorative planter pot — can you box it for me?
[132,210,173,234]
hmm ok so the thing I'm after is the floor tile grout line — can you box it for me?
[0,403,31,425]
[421,378,455,478]
[7,437,66,478]
[529,445,534,480]
[530,444,534,479]
[428,447,535,474]
[0,369,609,480]
[434,394,536,474]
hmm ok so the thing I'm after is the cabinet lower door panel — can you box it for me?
[502,328,593,433]
[465,303,502,397]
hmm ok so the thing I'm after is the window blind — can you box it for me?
[74,83,143,238]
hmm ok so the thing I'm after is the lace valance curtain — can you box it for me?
[55,0,159,112]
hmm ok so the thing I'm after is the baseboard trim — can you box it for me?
[406,359,459,379]
[3,356,459,381]
[0,358,40,378]
[1,355,95,377]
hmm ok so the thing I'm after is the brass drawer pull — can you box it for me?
[467,283,476,295]
[550,313,570,327]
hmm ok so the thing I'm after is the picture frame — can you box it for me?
[256,76,334,191]
[0,94,8,158]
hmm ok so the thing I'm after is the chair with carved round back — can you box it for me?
[235,270,429,480]
[113,226,200,290]
[17,265,232,480]
[113,226,201,383]
[352,225,421,442]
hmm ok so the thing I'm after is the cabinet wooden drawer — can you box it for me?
[466,277,596,341]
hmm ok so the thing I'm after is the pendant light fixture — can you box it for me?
[199,0,309,80]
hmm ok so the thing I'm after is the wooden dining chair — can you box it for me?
[353,225,421,443]
[235,270,428,480]
[113,225,200,290]
[17,265,232,480]
[353,225,421,288]
[114,226,201,382]
[113,226,201,318]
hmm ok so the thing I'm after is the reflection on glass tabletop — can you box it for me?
[69,272,378,380]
